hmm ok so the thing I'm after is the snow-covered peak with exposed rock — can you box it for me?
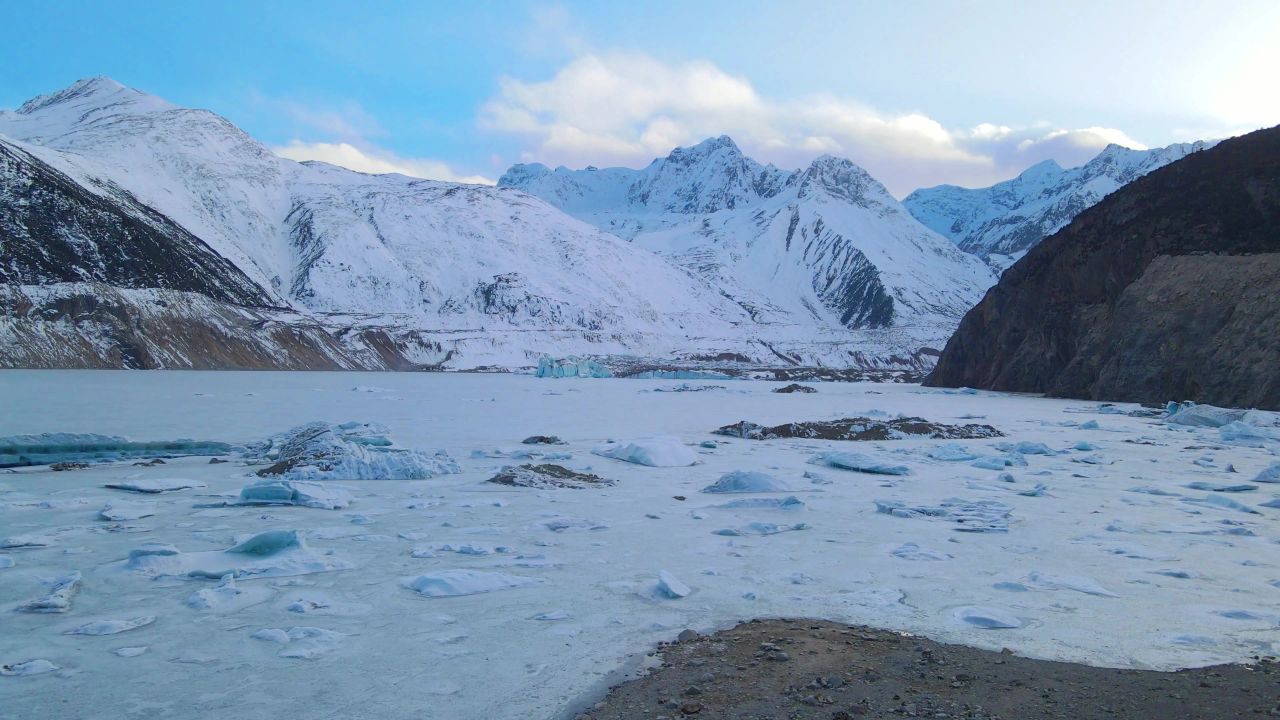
[903,140,1218,269]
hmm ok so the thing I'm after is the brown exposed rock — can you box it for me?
[772,383,817,394]
[575,619,1280,720]
[713,417,1002,441]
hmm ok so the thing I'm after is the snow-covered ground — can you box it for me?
[2,371,1278,719]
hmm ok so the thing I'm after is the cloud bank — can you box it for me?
[273,140,494,184]
[481,53,1148,196]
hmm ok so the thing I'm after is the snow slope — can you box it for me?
[903,141,1216,269]
[500,136,995,334]
[0,78,746,336]
[3,371,1280,719]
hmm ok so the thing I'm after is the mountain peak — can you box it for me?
[799,154,889,204]
[16,76,137,114]
[1019,158,1063,178]
[497,162,551,188]
[666,135,741,163]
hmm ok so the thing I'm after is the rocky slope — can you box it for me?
[903,141,1215,270]
[500,137,995,334]
[926,125,1280,409]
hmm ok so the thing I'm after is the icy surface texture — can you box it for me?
[247,422,459,481]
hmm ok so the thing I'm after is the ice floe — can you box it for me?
[0,659,60,676]
[953,606,1021,629]
[403,570,541,598]
[15,571,81,613]
[64,616,156,636]
[233,480,354,509]
[0,433,231,468]
[104,478,207,493]
[811,452,910,475]
[1026,571,1119,597]
[115,531,351,580]
[98,500,157,521]
[701,471,792,493]
[654,571,691,599]
[708,496,806,511]
[251,626,345,659]
[591,437,696,467]
[247,422,460,481]
[875,499,1012,532]
[712,522,809,536]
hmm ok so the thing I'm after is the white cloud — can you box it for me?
[481,53,1150,195]
[273,141,494,185]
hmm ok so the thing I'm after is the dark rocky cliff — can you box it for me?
[0,139,271,306]
[926,125,1280,410]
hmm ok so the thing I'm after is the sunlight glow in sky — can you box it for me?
[3,0,1277,195]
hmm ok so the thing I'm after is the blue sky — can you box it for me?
[3,0,1277,195]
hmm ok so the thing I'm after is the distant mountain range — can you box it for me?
[500,135,994,333]
[904,140,1215,270]
[0,77,1222,372]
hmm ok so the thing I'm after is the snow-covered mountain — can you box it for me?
[903,141,1216,269]
[1,78,994,371]
[0,79,762,369]
[500,136,995,334]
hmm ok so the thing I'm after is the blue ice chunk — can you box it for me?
[536,357,612,378]
[0,433,233,468]
[1219,422,1280,447]
[1078,420,1100,430]
[1254,462,1280,483]
[1127,486,1181,497]
[711,496,806,511]
[971,454,1026,470]
[992,581,1029,592]
[701,471,791,493]
[1074,441,1098,451]
[1182,494,1261,514]
[813,452,910,475]
[927,444,977,462]
[712,522,809,536]
[995,441,1055,456]
[1185,481,1257,493]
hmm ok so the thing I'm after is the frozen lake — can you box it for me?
[2,371,1278,719]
